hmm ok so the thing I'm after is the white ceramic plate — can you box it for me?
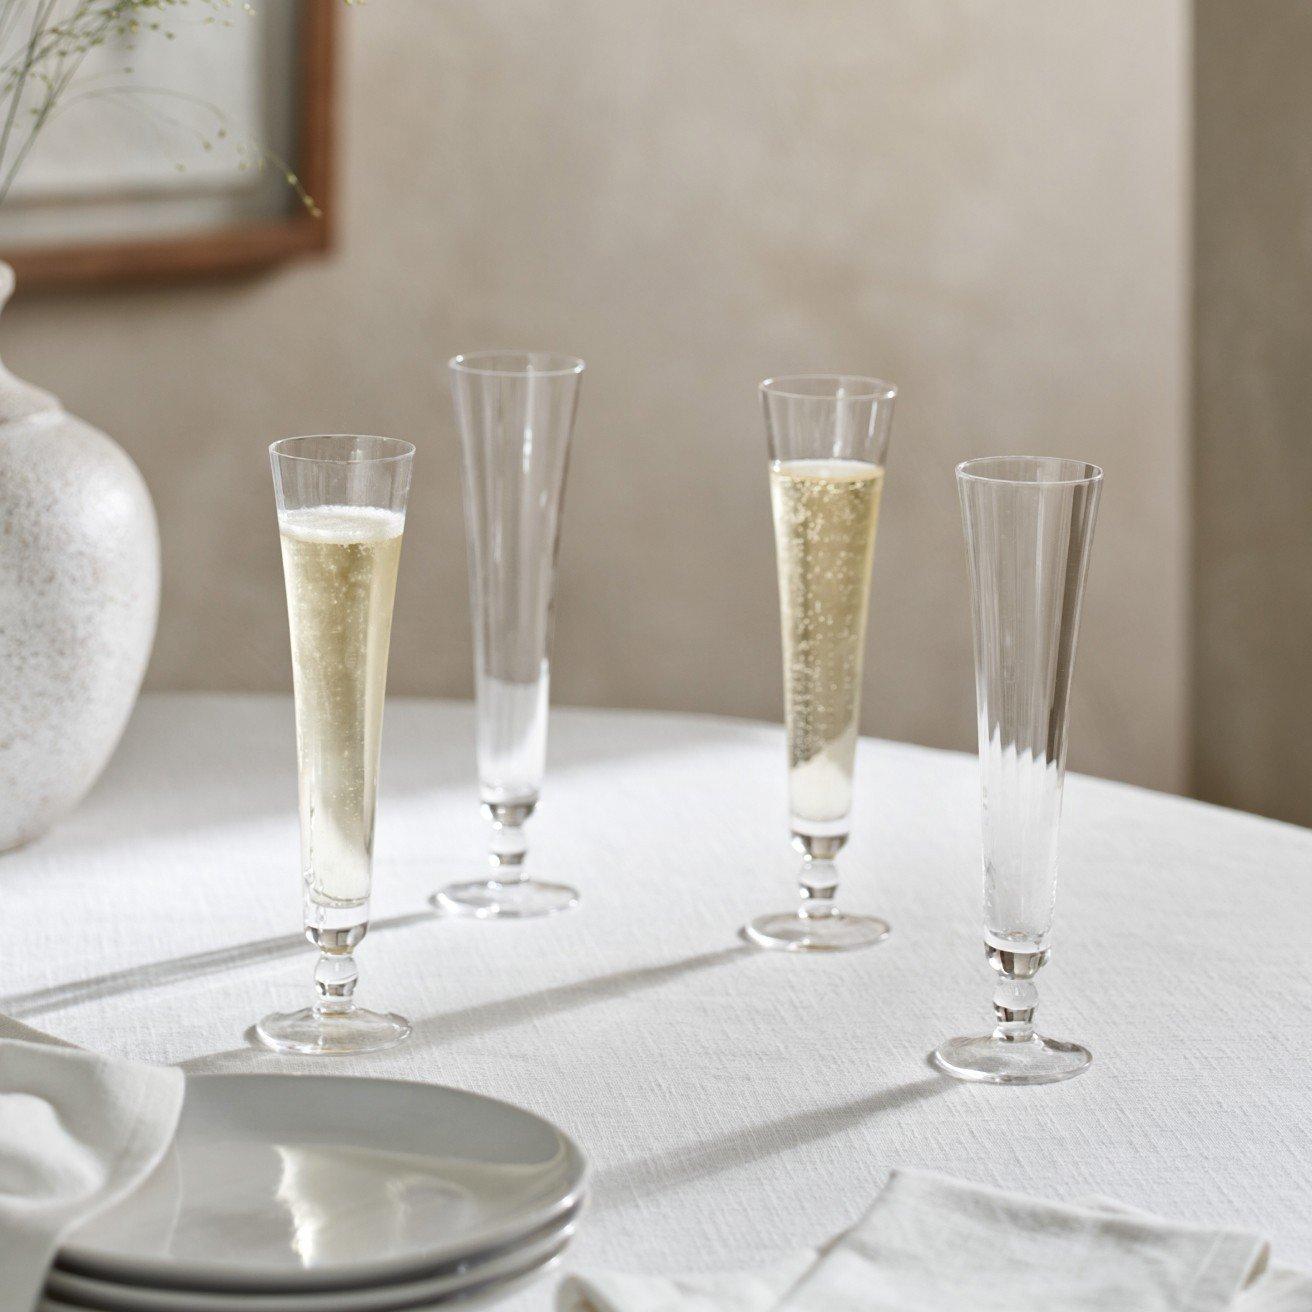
[41,1246,565,1312]
[47,1208,579,1312]
[57,1074,586,1293]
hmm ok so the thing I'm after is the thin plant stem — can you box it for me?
[0,0,54,189]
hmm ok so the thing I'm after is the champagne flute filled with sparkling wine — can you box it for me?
[258,434,414,1056]
[744,374,897,952]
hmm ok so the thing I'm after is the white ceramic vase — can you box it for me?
[0,262,160,850]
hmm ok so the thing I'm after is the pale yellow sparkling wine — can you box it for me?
[279,505,404,909]
[770,458,884,835]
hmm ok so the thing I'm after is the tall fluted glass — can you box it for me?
[934,456,1102,1084]
[258,434,413,1055]
[435,351,583,919]
[744,374,897,952]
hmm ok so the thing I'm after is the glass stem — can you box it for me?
[486,800,535,888]
[305,916,366,1017]
[795,833,845,920]
[987,944,1047,1043]
[314,949,359,1016]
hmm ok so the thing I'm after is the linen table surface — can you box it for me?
[4,694,1309,1310]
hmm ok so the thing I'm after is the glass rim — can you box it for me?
[956,455,1103,487]
[760,373,897,403]
[449,350,585,378]
[269,434,415,465]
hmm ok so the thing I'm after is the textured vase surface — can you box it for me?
[0,263,159,850]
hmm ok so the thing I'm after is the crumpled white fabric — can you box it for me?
[0,1015,183,1312]
[559,1170,1311,1312]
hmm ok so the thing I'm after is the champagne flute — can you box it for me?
[744,374,897,952]
[434,352,583,919]
[258,434,414,1055]
[933,456,1102,1084]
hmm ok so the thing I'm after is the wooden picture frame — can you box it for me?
[1,0,336,290]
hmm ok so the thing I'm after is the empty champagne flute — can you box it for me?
[933,456,1102,1084]
[258,434,413,1055]
[745,374,897,952]
[435,352,583,919]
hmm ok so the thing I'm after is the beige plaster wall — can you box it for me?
[1,1,1190,790]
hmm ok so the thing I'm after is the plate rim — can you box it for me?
[56,1072,588,1293]
[41,1237,568,1312]
[47,1213,578,1312]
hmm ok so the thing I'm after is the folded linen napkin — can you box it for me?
[560,1170,1310,1312]
[0,1019,184,1312]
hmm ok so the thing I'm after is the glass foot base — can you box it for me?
[743,910,890,953]
[932,1033,1092,1085]
[434,879,579,919]
[255,1006,411,1055]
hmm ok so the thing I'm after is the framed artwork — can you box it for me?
[0,0,335,288]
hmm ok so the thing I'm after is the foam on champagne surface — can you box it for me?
[775,458,881,482]
[279,505,405,543]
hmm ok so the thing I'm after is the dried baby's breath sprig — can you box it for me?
[0,0,345,209]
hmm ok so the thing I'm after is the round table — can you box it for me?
[5,694,1310,1306]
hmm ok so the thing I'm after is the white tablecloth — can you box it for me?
[5,694,1310,1307]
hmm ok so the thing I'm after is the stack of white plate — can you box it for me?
[45,1074,587,1311]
